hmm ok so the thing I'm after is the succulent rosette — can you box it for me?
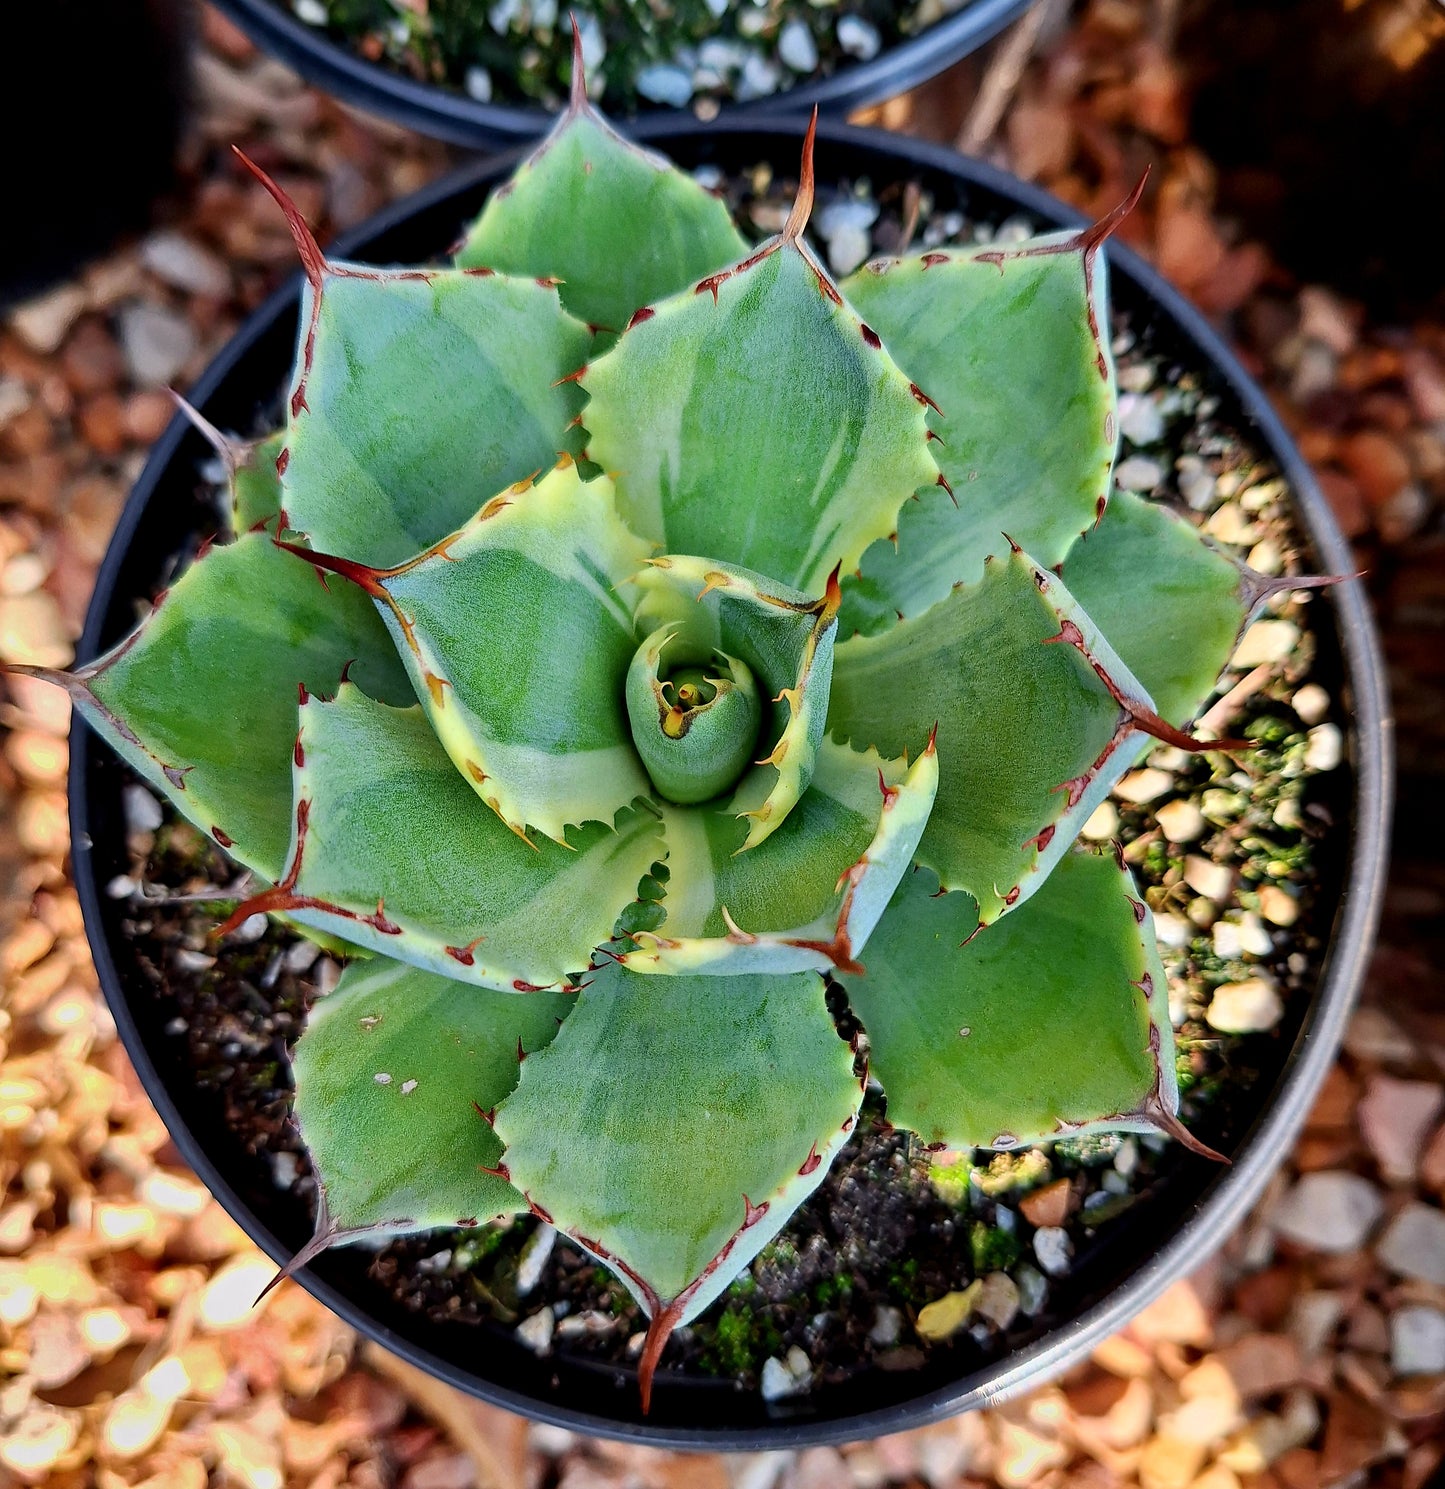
[19,56,1318,1407]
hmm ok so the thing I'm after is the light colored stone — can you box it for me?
[464,66,493,102]
[777,19,818,71]
[1305,722,1343,771]
[7,284,86,354]
[1258,885,1299,926]
[916,1282,982,1342]
[516,1308,554,1354]
[1205,502,1258,545]
[824,225,870,277]
[1206,977,1283,1034]
[1183,855,1233,903]
[974,1271,1020,1331]
[868,1305,901,1346]
[197,1253,278,1331]
[836,14,881,59]
[1288,1289,1344,1359]
[993,1419,1068,1488]
[1359,1076,1444,1184]
[1375,1202,1445,1284]
[1116,768,1173,804]
[1081,801,1119,841]
[1345,1004,1416,1063]
[635,64,691,107]
[1291,682,1330,725]
[1232,619,1299,668]
[1156,798,1205,842]
[1032,1227,1072,1277]
[1156,1392,1241,1446]
[1391,1304,1445,1376]
[1118,391,1165,446]
[1271,1170,1383,1253]
[760,1346,812,1400]
[1115,455,1164,491]
[1137,1432,1206,1489]
[141,231,231,296]
[119,303,198,387]
[515,1224,556,1297]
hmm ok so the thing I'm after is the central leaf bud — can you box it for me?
[626,628,763,804]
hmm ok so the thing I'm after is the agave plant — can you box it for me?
[19,54,1318,1409]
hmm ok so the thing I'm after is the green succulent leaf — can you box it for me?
[625,632,763,806]
[844,851,1182,1150]
[231,431,287,535]
[455,103,747,336]
[839,227,1119,635]
[291,955,572,1241]
[621,735,937,977]
[303,462,652,844]
[631,555,839,848]
[281,263,589,568]
[829,548,1179,925]
[21,534,410,881]
[494,961,862,1407]
[239,683,663,990]
[1061,491,1254,725]
[583,237,938,595]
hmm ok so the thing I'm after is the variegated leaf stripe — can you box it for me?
[455,96,746,336]
[13,533,411,883]
[279,260,589,571]
[631,555,840,850]
[291,957,573,1242]
[838,218,1123,637]
[222,683,663,992]
[843,851,1203,1154]
[291,463,653,845]
[621,736,937,977]
[582,227,941,596]
[494,962,862,1409]
[829,547,1241,926]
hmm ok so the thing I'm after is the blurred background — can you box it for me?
[1,1,1443,1485]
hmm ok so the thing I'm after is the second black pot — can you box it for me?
[73,121,1391,1449]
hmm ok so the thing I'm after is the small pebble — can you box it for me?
[516,1308,554,1354]
[1374,1202,1445,1284]
[825,226,871,277]
[1304,723,1343,771]
[464,66,493,103]
[1183,855,1233,904]
[1291,683,1330,725]
[1206,977,1282,1033]
[1115,767,1172,804]
[1015,1263,1048,1316]
[118,303,198,388]
[1257,886,1299,926]
[122,784,163,834]
[868,1306,902,1346]
[1232,619,1300,668]
[1033,1226,1072,1277]
[734,54,782,102]
[974,1272,1020,1331]
[1156,799,1206,842]
[1358,1076,1444,1184]
[515,1224,556,1298]
[634,64,692,108]
[293,0,327,23]
[1391,1305,1445,1376]
[1114,455,1164,491]
[140,232,230,297]
[1178,458,1217,510]
[1155,913,1191,950]
[760,1346,812,1400]
[777,19,819,72]
[1271,1170,1383,1252]
[7,284,87,355]
[1080,801,1118,841]
[836,15,881,59]
[1117,391,1164,446]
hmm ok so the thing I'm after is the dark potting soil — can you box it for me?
[100,161,1349,1401]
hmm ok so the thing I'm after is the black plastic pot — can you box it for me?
[209,0,1033,148]
[1,0,192,308]
[72,122,1391,1449]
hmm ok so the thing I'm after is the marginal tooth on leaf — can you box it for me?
[232,147,328,291]
[719,906,757,944]
[1074,169,1151,256]
[780,108,818,245]
[566,12,588,113]
[1234,560,1347,616]
[1138,1093,1230,1163]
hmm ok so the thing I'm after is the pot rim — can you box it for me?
[207,0,1035,148]
[71,119,1393,1450]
